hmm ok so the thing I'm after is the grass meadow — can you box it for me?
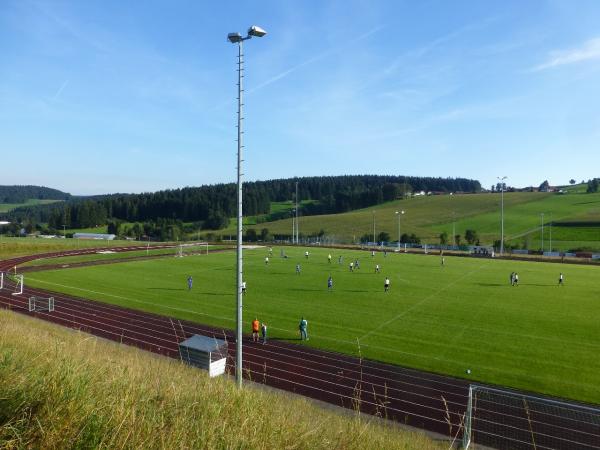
[0,236,159,260]
[221,191,600,251]
[25,246,600,405]
[0,310,441,450]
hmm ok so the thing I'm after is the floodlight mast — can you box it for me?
[498,176,507,255]
[228,25,266,389]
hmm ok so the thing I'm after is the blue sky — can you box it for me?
[1,1,599,195]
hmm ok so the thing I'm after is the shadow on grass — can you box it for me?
[289,288,325,292]
[147,287,186,291]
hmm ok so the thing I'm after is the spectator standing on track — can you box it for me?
[261,322,268,344]
[299,317,308,340]
[558,273,564,286]
[384,277,390,292]
[187,276,193,291]
[252,318,260,342]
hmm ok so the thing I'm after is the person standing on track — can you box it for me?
[252,318,260,343]
[261,322,268,344]
[187,275,193,291]
[299,317,308,340]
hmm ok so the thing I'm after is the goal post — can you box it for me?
[11,274,23,296]
[28,296,55,312]
[463,384,600,449]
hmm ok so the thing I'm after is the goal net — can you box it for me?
[175,242,209,257]
[28,296,55,313]
[463,384,600,449]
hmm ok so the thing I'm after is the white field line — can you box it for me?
[358,262,489,342]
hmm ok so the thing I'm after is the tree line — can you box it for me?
[7,175,481,232]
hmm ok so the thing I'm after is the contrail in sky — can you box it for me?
[247,25,385,94]
[52,80,69,100]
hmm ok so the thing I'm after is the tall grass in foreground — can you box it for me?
[0,311,442,450]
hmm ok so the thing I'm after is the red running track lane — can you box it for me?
[2,248,600,449]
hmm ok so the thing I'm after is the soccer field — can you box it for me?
[25,246,600,404]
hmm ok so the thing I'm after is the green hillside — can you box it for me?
[220,191,600,251]
[0,198,62,213]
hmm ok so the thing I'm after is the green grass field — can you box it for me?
[25,246,600,405]
[214,191,600,251]
[0,198,62,213]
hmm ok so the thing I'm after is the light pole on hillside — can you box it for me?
[549,213,552,253]
[372,211,376,245]
[395,210,404,249]
[228,25,267,389]
[541,213,545,254]
[497,176,507,255]
[295,181,299,244]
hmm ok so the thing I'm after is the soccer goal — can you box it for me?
[28,296,55,312]
[176,242,209,257]
[463,384,600,449]
[10,274,23,296]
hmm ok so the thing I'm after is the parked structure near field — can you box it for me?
[73,233,116,240]
[178,334,228,377]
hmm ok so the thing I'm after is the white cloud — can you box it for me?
[533,37,600,71]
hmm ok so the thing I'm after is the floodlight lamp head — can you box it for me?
[248,25,267,37]
[228,32,243,43]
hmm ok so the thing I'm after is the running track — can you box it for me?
[1,246,599,449]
